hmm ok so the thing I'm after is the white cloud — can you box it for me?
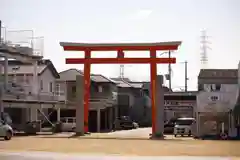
[130,9,153,20]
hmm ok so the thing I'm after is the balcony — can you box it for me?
[66,91,117,107]
[2,82,61,102]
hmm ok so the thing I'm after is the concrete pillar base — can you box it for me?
[149,133,165,140]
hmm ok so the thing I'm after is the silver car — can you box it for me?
[0,120,13,140]
[60,117,76,132]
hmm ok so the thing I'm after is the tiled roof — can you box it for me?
[58,69,83,81]
[117,82,132,88]
[198,69,238,78]
[90,74,116,83]
[110,78,135,88]
[128,83,143,88]
[58,69,116,83]
[111,77,131,82]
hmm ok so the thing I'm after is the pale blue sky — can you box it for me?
[1,0,240,90]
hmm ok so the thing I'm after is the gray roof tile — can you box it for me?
[199,69,238,78]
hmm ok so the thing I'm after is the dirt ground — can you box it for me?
[0,135,240,157]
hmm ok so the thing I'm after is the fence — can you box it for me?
[0,28,44,57]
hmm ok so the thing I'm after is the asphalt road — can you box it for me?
[0,152,230,160]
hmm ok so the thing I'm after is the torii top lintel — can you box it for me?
[60,41,181,51]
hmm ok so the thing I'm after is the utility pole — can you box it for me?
[184,61,188,92]
[0,20,2,43]
[168,50,172,91]
[0,20,3,113]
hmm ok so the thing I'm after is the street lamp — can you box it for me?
[158,51,174,90]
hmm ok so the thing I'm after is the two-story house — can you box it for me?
[196,69,238,138]
[55,69,118,132]
[0,59,60,130]
[110,78,143,118]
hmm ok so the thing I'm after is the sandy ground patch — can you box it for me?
[0,136,240,157]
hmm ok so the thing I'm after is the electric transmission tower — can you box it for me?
[119,64,124,79]
[200,30,211,69]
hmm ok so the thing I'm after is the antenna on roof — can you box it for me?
[200,29,211,69]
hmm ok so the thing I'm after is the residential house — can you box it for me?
[130,81,196,125]
[196,69,239,137]
[0,59,60,129]
[55,69,118,132]
[110,78,143,117]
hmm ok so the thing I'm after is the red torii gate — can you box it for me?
[60,41,181,135]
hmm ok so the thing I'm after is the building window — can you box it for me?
[49,82,53,92]
[40,80,43,90]
[72,86,76,94]
[198,84,204,91]
[98,85,103,93]
[215,84,221,91]
[26,75,30,84]
[210,96,219,101]
[55,83,60,95]
[210,84,216,91]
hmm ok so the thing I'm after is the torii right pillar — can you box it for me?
[152,75,164,138]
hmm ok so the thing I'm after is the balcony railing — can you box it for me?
[0,29,44,57]
[66,91,117,106]
[2,82,61,102]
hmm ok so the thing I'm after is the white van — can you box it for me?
[60,117,76,132]
[174,117,195,137]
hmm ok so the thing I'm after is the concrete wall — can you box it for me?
[196,84,238,137]
[117,87,137,107]
[38,68,57,96]
[197,84,238,112]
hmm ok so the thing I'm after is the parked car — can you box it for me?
[0,120,13,140]
[164,118,178,134]
[60,117,76,132]
[113,116,139,130]
[164,121,175,134]
[174,117,195,137]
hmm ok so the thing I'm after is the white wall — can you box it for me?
[38,68,56,96]
[197,84,238,112]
